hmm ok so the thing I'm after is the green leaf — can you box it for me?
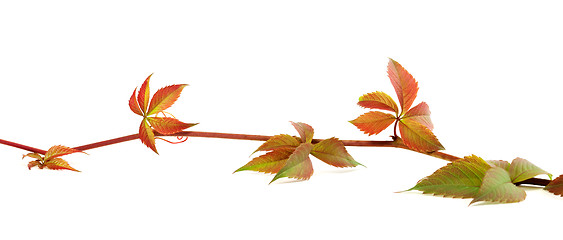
[408,155,491,199]
[487,160,510,172]
[234,149,294,174]
[544,175,563,196]
[509,157,552,183]
[358,91,399,114]
[470,167,526,205]
[349,111,396,136]
[252,134,300,154]
[270,143,314,184]
[398,118,444,152]
[290,121,314,143]
[310,137,363,168]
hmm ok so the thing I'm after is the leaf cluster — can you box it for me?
[23,145,85,172]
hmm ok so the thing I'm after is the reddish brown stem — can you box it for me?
[0,138,47,155]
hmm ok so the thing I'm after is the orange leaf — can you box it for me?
[358,91,399,114]
[349,111,396,136]
[270,143,314,183]
[545,175,563,197]
[310,137,363,168]
[290,121,314,143]
[398,118,444,152]
[22,153,43,161]
[147,117,197,135]
[252,134,300,154]
[234,149,294,174]
[44,158,80,172]
[388,59,418,113]
[137,74,152,114]
[129,87,143,116]
[27,160,41,170]
[139,119,158,154]
[147,84,187,116]
[44,145,84,161]
[402,102,433,130]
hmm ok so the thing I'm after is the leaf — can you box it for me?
[147,117,197,135]
[470,167,526,205]
[270,143,314,183]
[44,145,84,161]
[544,175,563,196]
[408,155,491,199]
[290,121,314,143]
[509,157,552,183]
[252,134,301,154]
[137,74,152,114]
[234,149,294,174]
[139,119,158,154]
[310,137,363,168]
[349,111,396,136]
[387,58,418,113]
[358,91,399,114]
[147,84,188,116]
[402,102,433,130]
[398,118,444,152]
[22,153,43,161]
[129,87,143,116]
[487,160,510,172]
[43,158,80,172]
[27,160,41,170]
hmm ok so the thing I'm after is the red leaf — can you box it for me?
[545,175,563,196]
[147,84,187,116]
[234,149,294,174]
[137,74,152,114]
[43,158,80,172]
[398,118,444,152]
[310,137,363,168]
[28,160,41,170]
[270,143,314,183]
[290,121,314,143]
[147,117,197,135]
[252,134,301,154]
[44,145,84,161]
[139,119,158,154]
[349,111,396,136]
[387,59,418,113]
[358,91,399,114]
[402,102,433,130]
[129,87,143,116]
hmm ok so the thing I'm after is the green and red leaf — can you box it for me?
[387,58,418,113]
[358,91,399,114]
[402,102,433,130]
[147,84,188,116]
[43,158,80,172]
[349,111,396,136]
[398,118,444,152]
[129,87,143,116]
[140,119,158,154]
[252,134,301,154]
[291,121,314,143]
[310,137,363,168]
[22,152,43,161]
[470,167,526,205]
[44,145,85,161]
[234,149,294,174]
[270,143,314,183]
[147,117,197,135]
[408,155,491,199]
[137,74,152,114]
[509,157,552,183]
[544,175,563,196]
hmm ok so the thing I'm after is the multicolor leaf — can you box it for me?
[44,145,84,161]
[270,143,314,184]
[544,175,563,196]
[387,58,418,113]
[470,167,526,205]
[402,102,433,130]
[22,153,43,161]
[310,137,363,168]
[487,160,510,172]
[23,145,84,172]
[290,121,314,143]
[147,117,197,135]
[349,111,396,136]
[139,119,158,154]
[147,84,188,116]
[408,155,491,199]
[137,74,152,114]
[358,91,399,114]
[252,134,300,154]
[43,158,80,172]
[234,149,294,174]
[129,87,143,116]
[398,118,444,152]
[509,157,552,183]
[27,160,41,170]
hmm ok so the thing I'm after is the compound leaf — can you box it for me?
[147,84,188,116]
[311,137,363,168]
[544,175,563,196]
[234,149,294,174]
[253,134,300,154]
[349,111,396,136]
[398,118,444,152]
[290,122,314,143]
[270,143,314,184]
[388,58,418,113]
[358,91,399,114]
[509,157,552,183]
[408,155,491,199]
[470,167,526,205]
[147,117,197,135]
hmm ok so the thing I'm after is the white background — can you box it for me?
[1,1,562,239]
